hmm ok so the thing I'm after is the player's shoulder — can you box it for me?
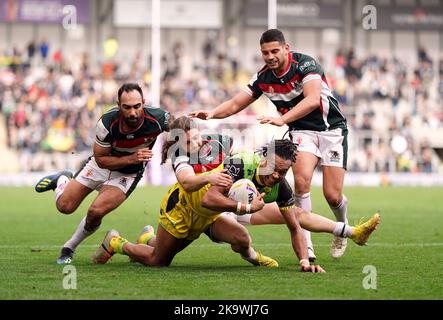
[225,151,260,179]
[257,63,270,76]
[98,107,119,127]
[227,151,257,164]
[142,105,171,129]
[293,52,322,74]
[172,154,190,168]
[293,51,316,63]
[143,104,168,118]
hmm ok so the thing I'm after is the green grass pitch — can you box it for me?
[0,186,442,300]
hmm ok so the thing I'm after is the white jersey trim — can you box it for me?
[320,93,331,130]
[242,86,254,96]
[96,119,110,144]
[302,73,321,84]
[175,163,194,175]
[95,139,111,148]
[264,88,303,102]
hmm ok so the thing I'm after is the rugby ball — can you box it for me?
[228,179,258,206]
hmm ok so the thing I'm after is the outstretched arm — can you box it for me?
[189,91,256,120]
[258,79,322,127]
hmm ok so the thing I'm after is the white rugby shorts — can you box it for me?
[289,128,348,169]
[75,157,143,196]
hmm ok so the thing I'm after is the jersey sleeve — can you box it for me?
[172,155,194,175]
[276,179,296,210]
[298,54,323,85]
[243,72,263,99]
[95,118,111,148]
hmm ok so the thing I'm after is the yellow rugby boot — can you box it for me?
[93,230,127,264]
[136,225,156,245]
[128,225,156,263]
[350,212,381,246]
[254,251,279,267]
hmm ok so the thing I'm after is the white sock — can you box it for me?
[241,247,258,265]
[221,212,252,226]
[333,222,353,238]
[330,195,348,223]
[55,175,71,203]
[304,229,313,250]
[63,217,98,251]
[295,192,313,249]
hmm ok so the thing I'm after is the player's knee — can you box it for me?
[294,207,305,219]
[82,214,101,231]
[232,230,251,248]
[294,176,311,194]
[87,205,108,219]
[324,192,342,208]
[56,198,76,214]
[148,255,171,267]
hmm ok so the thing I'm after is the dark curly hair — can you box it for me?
[260,139,298,163]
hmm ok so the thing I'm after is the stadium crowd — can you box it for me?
[0,40,442,173]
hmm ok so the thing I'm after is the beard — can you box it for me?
[123,116,140,128]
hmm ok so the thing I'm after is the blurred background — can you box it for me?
[0,0,442,187]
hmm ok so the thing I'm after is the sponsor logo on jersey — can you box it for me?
[227,165,241,177]
[164,112,171,127]
[127,134,134,139]
[299,60,316,72]
[291,81,303,92]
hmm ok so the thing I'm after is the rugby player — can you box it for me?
[35,83,172,264]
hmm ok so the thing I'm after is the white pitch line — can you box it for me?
[0,243,443,249]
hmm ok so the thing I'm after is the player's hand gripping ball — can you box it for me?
[228,179,258,215]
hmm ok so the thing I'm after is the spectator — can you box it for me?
[39,39,49,61]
